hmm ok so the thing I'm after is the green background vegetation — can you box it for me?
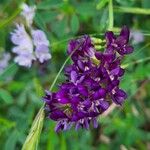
[0,0,150,149]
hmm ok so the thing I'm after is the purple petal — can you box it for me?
[99,100,109,111]
[71,70,78,84]
[92,117,98,128]
[119,26,129,42]
[105,31,115,45]
[93,88,106,100]
[112,88,127,105]
[50,110,67,121]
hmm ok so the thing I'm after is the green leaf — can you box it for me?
[142,0,150,8]
[51,17,68,38]
[0,89,13,104]
[46,122,58,150]
[70,14,79,34]
[60,135,67,150]
[33,78,44,97]
[0,63,18,81]
[22,107,45,150]
[76,2,95,17]
[37,0,63,10]
[35,13,47,32]
[100,8,108,30]
[0,117,16,135]
[4,130,19,150]
[96,0,109,10]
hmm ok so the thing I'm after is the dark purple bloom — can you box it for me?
[105,26,134,55]
[43,27,133,132]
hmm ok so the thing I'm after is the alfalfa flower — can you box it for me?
[130,30,144,44]
[32,30,51,63]
[105,26,134,55]
[11,24,35,67]
[21,3,36,26]
[0,52,11,73]
[11,3,51,67]
[43,26,134,132]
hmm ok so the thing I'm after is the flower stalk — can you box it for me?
[22,42,83,150]
[114,6,150,15]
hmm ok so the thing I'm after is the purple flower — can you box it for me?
[43,27,133,132]
[105,26,134,55]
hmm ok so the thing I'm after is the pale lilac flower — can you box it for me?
[31,30,49,46]
[11,24,35,67]
[130,30,144,44]
[14,51,35,68]
[21,3,36,26]
[11,5,52,67]
[32,30,51,63]
[11,24,33,52]
[0,53,10,73]
[35,45,52,63]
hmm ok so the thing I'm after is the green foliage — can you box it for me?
[0,89,13,104]
[70,14,79,34]
[0,0,150,150]
[0,63,18,81]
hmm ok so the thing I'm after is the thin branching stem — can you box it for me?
[0,0,26,29]
[114,6,150,15]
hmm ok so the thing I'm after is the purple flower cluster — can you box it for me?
[43,26,133,132]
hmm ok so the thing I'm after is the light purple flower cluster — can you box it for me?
[11,4,51,67]
[43,26,134,132]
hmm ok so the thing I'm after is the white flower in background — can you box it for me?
[0,53,11,73]
[11,24,35,67]
[32,30,51,63]
[130,31,144,44]
[34,44,52,63]
[11,24,33,53]
[32,30,49,46]
[11,4,52,68]
[21,3,36,26]
[14,51,35,68]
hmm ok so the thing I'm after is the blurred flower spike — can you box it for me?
[11,3,51,68]
[0,52,11,73]
[130,30,144,44]
[43,26,134,132]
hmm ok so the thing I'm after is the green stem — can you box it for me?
[0,0,26,29]
[114,6,150,15]
[22,42,83,150]
[108,0,114,30]
[122,56,150,69]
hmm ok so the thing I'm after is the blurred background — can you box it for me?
[0,0,150,149]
